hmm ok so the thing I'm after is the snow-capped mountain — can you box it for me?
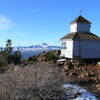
[13,43,61,58]
[14,43,61,51]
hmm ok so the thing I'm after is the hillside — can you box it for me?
[13,44,61,58]
[26,50,100,99]
[0,50,100,100]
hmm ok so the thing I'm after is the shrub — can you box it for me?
[46,51,58,62]
[12,50,22,65]
[8,50,22,65]
[0,63,66,100]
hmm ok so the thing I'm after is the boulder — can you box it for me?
[64,65,68,70]
[96,84,100,91]
[79,71,89,78]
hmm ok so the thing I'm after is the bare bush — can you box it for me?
[0,62,66,100]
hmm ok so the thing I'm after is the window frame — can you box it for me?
[61,42,67,49]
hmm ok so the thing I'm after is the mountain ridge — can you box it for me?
[13,43,61,58]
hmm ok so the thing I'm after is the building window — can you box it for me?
[61,42,66,49]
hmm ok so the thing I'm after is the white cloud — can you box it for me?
[0,15,13,30]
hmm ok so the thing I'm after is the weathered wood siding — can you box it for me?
[61,40,73,58]
[73,40,100,59]
[70,23,77,32]
[70,23,91,33]
[80,40,100,58]
[77,23,91,32]
[73,40,80,57]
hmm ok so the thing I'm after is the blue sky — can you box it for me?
[0,0,100,47]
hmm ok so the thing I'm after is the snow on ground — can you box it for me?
[63,84,97,100]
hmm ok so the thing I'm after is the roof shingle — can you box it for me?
[60,32,100,40]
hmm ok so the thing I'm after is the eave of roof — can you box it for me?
[60,32,100,41]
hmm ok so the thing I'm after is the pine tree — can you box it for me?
[5,39,13,55]
[13,49,22,64]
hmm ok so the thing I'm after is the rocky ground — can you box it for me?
[26,50,100,99]
[62,64,100,99]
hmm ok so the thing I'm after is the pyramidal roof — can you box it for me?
[70,16,91,24]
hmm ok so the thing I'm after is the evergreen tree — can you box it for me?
[0,50,8,72]
[13,49,22,65]
[5,39,13,55]
[0,39,22,72]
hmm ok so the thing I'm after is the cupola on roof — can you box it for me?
[60,15,100,40]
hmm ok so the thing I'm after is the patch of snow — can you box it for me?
[63,84,97,100]
[57,59,66,62]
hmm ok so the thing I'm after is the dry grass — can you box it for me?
[0,62,66,100]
